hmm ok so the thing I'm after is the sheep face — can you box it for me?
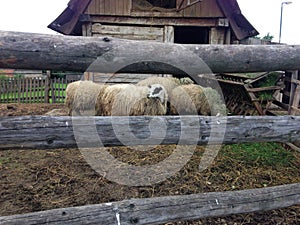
[147,84,167,104]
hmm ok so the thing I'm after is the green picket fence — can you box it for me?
[0,77,72,104]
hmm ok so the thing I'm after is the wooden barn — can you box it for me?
[48,0,258,44]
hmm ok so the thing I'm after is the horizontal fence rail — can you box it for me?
[0,182,299,225]
[0,115,299,150]
[0,31,300,74]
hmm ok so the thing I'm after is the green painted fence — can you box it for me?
[0,77,76,104]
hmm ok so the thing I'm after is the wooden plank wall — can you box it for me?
[86,0,131,16]
[182,0,223,18]
[86,0,224,18]
[92,23,164,41]
[90,73,159,84]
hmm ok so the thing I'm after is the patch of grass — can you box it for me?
[257,92,274,101]
[0,156,12,166]
[49,83,67,103]
[0,90,46,103]
[0,75,9,80]
[253,72,282,88]
[222,143,294,167]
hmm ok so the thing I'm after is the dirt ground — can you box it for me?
[0,103,300,224]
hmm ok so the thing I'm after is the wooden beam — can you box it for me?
[291,85,300,115]
[0,31,300,75]
[246,86,282,92]
[273,100,289,110]
[90,15,218,26]
[291,78,300,85]
[288,71,300,115]
[246,91,265,115]
[0,182,299,225]
[0,116,299,150]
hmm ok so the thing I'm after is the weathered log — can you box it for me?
[0,30,300,75]
[0,182,299,225]
[0,115,299,150]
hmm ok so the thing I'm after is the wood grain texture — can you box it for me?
[0,115,299,150]
[0,31,299,75]
[1,183,299,225]
[92,24,164,41]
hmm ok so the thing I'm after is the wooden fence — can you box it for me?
[282,70,300,115]
[0,31,299,224]
[0,182,299,225]
[0,115,299,225]
[0,76,77,104]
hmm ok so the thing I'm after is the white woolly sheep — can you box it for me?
[65,80,81,115]
[203,87,227,116]
[97,83,167,116]
[169,84,226,116]
[136,76,194,97]
[96,84,129,116]
[65,80,107,116]
[178,77,195,85]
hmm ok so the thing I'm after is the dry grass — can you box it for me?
[0,104,299,224]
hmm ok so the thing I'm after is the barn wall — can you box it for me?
[91,23,164,42]
[84,0,228,47]
[85,0,224,18]
[210,27,228,44]
[181,0,224,18]
[88,22,228,44]
[86,0,131,16]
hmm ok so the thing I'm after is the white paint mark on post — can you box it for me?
[114,207,121,225]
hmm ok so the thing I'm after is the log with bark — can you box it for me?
[0,30,299,75]
[0,115,299,150]
[0,182,299,225]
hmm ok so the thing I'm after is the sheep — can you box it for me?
[65,80,107,116]
[65,80,81,115]
[97,83,168,116]
[178,77,195,85]
[96,84,130,116]
[169,84,226,116]
[203,87,227,116]
[136,76,194,98]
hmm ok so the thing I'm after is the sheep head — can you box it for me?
[147,84,167,104]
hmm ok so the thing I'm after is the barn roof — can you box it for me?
[48,0,258,40]
[216,0,259,40]
[48,0,92,35]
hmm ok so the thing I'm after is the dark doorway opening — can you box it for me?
[146,0,176,9]
[174,26,209,44]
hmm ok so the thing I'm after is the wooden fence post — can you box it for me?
[44,71,51,103]
[288,70,300,115]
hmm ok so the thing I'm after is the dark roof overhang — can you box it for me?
[48,0,92,35]
[216,0,259,40]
